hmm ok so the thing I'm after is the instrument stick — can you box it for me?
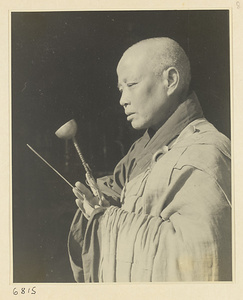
[26,144,74,189]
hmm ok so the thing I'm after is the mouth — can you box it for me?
[126,113,135,121]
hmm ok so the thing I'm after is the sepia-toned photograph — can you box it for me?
[11,10,231,284]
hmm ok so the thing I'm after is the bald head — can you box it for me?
[119,37,191,99]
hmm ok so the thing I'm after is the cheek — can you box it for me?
[134,87,152,106]
[144,84,155,95]
[144,83,163,106]
[131,82,162,114]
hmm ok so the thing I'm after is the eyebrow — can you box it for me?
[118,76,138,88]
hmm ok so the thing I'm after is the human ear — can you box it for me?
[163,67,179,96]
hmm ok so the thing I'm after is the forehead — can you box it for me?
[117,47,152,80]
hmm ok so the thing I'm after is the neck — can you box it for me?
[151,97,180,132]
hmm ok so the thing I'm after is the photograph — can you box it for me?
[11,10,232,284]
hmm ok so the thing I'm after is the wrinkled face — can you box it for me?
[117,48,170,131]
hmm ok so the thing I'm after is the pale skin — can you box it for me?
[73,42,182,218]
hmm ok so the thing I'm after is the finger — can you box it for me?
[75,198,93,218]
[83,199,94,216]
[75,181,100,207]
[72,187,85,200]
[75,199,90,219]
[75,198,83,208]
[75,181,93,200]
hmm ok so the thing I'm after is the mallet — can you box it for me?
[55,119,105,206]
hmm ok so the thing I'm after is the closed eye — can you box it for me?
[117,82,138,93]
[127,82,138,87]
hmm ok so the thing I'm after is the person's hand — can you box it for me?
[72,181,100,219]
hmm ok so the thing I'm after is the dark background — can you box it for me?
[12,10,230,282]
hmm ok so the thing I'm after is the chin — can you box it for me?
[131,121,148,131]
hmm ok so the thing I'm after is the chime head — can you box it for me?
[55,119,77,140]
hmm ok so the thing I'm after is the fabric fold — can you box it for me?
[68,91,231,282]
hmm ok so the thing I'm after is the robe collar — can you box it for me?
[128,91,204,180]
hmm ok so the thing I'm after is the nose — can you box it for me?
[119,91,130,108]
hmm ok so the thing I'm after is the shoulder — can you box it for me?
[175,119,230,161]
[173,119,231,186]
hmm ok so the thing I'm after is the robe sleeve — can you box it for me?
[69,165,231,282]
[68,207,106,282]
[97,167,231,282]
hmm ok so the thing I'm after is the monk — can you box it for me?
[68,37,231,282]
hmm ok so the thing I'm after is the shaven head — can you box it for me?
[121,37,191,99]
